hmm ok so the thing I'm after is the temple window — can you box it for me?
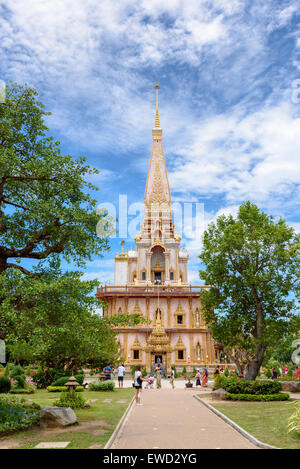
[177,315,183,325]
[117,307,122,315]
[142,271,146,280]
[177,350,184,360]
[133,350,139,360]
[170,271,174,280]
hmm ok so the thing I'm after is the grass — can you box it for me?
[0,387,134,449]
[212,400,300,449]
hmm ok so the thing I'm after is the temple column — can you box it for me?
[164,251,170,283]
[146,252,152,282]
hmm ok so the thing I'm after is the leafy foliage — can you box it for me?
[199,202,300,380]
[288,401,300,435]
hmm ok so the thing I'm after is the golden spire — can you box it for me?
[154,82,160,128]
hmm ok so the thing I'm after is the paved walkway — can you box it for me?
[111,388,257,449]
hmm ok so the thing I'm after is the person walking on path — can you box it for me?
[117,364,125,388]
[296,367,300,380]
[134,365,147,405]
[169,368,175,389]
[155,365,162,389]
[195,369,201,387]
[201,367,208,387]
[271,367,278,380]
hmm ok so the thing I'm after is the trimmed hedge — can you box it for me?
[9,387,34,394]
[47,386,84,392]
[0,377,11,393]
[226,392,289,401]
[89,380,115,391]
[225,378,282,395]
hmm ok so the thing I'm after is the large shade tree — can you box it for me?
[0,82,141,365]
[0,82,110,275]
[199,202,300,380]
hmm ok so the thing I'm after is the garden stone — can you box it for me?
[281,381,300,393]
[212,388,227,400]
[40,406,77,428]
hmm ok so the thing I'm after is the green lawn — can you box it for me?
[0,388,134,449]
[212,400,300,449]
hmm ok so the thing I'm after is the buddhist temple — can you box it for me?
[97,83,219,373]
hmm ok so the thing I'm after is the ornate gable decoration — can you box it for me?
[149,160,167,205]
[131,336,143,350]
[132,301,142,316]
[175,336,186,350]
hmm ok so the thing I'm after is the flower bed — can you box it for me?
[226,392,289,401]
[0,395,39,435]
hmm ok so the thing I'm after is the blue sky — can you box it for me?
[1,0,300,284]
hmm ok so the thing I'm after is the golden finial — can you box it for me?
[120,240,126,254]
[154,82,160,128]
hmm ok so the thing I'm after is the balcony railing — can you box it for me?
[97,284,211,296]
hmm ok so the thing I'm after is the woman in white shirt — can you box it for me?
[134,365,147,405]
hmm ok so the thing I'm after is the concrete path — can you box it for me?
[111,388,257,449]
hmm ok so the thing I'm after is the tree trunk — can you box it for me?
[244,344,265,380]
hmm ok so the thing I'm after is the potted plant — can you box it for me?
[185,372,193,388]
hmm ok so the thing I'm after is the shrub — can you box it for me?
[32,368,56,389]
[14,375,26,389]
[172,366,178,378]
[224,367,229,378]
[130,365,137,376]
[288,401,300,435]
[46,386,84,392]
[0,377,11,393]
[225,378,282,395]
[214,374,228,390]
[182,366,187,376]
[89,381,115,391]
[142,367,147,378]
[25,366,31,376]
[10,365,24,379]
[51,374,84,387]
[53,392,88,409]
[226,392,289,401]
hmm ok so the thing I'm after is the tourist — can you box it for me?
[201,367,208,387]
[169,368,175,389]
[271,367,278,380]
[134,365,147,405]
[214,366,220,376]
[195,369,201,387]
[296,367,300,380]
[155,364,162,389]
[284,365,289,375]
[103,364,112,380]
[117,363,125,388]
